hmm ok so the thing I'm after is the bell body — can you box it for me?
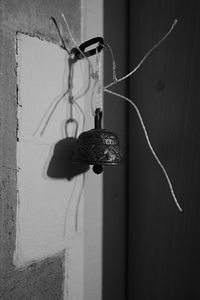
[73,128,123,166]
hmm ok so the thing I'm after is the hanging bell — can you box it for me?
[73,108,123,174]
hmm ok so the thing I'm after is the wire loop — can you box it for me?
[65,118,78,138]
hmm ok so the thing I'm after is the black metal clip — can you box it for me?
[69,37,105,63]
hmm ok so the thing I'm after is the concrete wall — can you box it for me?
[0,1,81,299]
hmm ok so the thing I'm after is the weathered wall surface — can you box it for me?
[0,0,80,299]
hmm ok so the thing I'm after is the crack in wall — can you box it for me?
[15,34,20,142]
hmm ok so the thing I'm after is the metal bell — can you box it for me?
[73,108,123,174]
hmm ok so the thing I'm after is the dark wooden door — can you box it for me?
[104,1,200,300]
[103,0,129,299]
[128,1,200,299]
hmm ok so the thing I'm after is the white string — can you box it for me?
[75,173,85,232]
[33,42,91,136]
[96,50,103,111]
[61,13,79,49]
[90,79,98,115]
[73,61,91,102]
[74,101,86,132]
[104,88,183,213]
[89,49,103,115]
[33,89,69,136]
[61,13,95,75]
[104,19,178,89]
[33,60,91,136]
[105,43,118,82]
[51,17,70,54]
[63,177,78,237]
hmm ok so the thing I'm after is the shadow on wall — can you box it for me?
[47,137,89,180]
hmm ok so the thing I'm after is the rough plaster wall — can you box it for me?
[0,0,80,299]
[1,255,65,300]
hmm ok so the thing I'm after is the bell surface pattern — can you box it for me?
[73,128,123,165]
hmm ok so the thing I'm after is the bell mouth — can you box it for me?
[73,160,123,166]
[73,161,123,166]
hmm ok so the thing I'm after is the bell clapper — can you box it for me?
[93,164,103,174]
[92,110,104,174]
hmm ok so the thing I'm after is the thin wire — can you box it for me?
[74,101,86,132]
[96,49,103,111]
[61,13,95,75]
[68,61,74,120]
[105,42,118,82]
[34,58,90,137]
[61,13,79,48]
[75,173,85,232]
[51,17,70,54]
[73,60,91,103]
[104,19,178,89]
[63,177,78,237]
[89,48,104,115]
[90,78,98,115]
[40,90,69,136]
[104,88,183,213]
[33,89,69,136]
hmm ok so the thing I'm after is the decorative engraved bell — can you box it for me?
[73,108,123,174]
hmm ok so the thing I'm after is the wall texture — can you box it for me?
[0,1,80,299]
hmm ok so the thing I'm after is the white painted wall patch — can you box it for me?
[14,33,84,267]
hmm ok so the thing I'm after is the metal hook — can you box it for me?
[69,37,105,63]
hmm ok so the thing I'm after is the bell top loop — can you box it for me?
[65,118,78,138]
[95,108,103,130]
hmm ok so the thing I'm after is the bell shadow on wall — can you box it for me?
[47,137,89,181]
